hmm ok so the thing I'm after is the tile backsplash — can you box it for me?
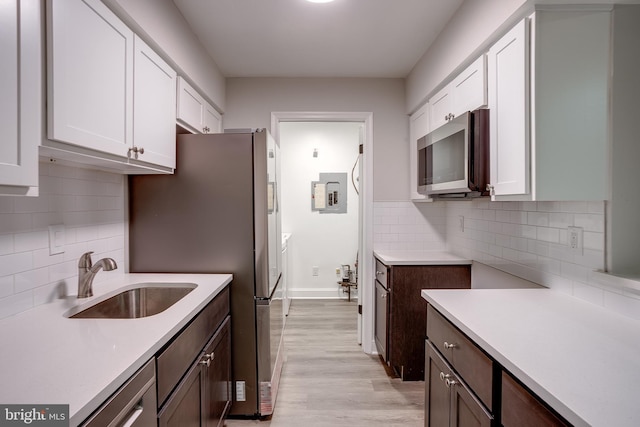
[374,199,640,320]
[0,162,125,319]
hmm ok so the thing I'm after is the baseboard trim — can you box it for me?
[288,287,359,300]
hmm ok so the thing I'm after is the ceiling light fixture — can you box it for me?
[306,0,335,3]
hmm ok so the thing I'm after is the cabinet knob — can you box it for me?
[444,341,457,350]
[486,184,495,196]
[439,372,451,382]
[380,293,386,299]
[445,378,457,388]
[205,352,215,361]
[199,358,211,367]
[128,146,145,159]
[375,270,384,276]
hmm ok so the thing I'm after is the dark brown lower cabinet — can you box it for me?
[425,303,571,427]
[375,257,471,381]
[159,317,231,427]
[502,371,568,427]
[425,341,492,427]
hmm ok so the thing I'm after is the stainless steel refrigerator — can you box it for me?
[128,129,283,418]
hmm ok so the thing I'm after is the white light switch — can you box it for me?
[48,224,65,255]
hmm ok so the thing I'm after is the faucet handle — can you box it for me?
[78,251,94,268]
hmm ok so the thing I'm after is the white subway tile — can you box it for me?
[0,291,33,318]
[536,227,560,243]
[14,231,48,252]
[14,267,49,293]
[0,252,33,276]
[574,214,605,232]
[528,212,549,227]
[0,235,14,255]
[0,276,14,298]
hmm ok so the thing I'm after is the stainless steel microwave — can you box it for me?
[417,109,489,198]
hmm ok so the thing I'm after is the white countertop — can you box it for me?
[421,288,640,427]
[0,273,232,426]
[374,250,472,265]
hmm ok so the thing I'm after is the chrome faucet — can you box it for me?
[77,251,117,298]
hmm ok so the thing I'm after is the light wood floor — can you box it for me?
[226,299,424,426]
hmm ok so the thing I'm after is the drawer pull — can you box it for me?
[445,378,457,388]
[444,341,457,349]
[439,372,451,382]
[376,270,384,276]
[199,358,211,367]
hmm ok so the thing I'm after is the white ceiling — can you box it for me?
[172,0,464,78]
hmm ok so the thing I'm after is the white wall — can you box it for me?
[103,0,226,111]
[0,163,126,319]
[225,77,408,201]
[280,122,360,298]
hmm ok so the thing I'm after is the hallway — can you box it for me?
[226,300,424,426]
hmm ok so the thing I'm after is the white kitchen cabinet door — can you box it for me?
[47,0,134,157]
[409,103,430,201]
[0,0,40,196]
[487,18,530,198]
[429,55,487,132]
[133,35,177,169]
[176,77,203,133]
[451,55,487,116]
[428,86,452,132]
[203,102,222,134]
[177,77,221,134]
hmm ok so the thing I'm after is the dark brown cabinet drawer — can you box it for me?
[426,304,493,410]
[502,371,568,427]
[375,258,389,286]
[157,287,230,406]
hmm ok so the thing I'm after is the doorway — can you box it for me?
[271,112,374,353]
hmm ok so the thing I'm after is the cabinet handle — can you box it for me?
[445,378,457,388]
[128,146,145,159]
[205,351,215,361]
[444,341,457,350]
[199,358,211,367]
[380,293,386,299]
[203,126,210,133]
[486,184,494,196]
[439,372,451,382]
[375,270,384,276]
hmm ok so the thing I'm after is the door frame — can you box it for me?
[270,111,375,354]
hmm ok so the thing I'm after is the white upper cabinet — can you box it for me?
[0,0,41,196]
[133,35,177,169]
[47,0,134,155]
[177,77,222,134]
[409,103,430,201]
[487,9,611,201]
[429,55,487,131]
[487,19,530,198]
[45,0,176,173]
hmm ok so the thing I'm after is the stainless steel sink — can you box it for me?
[66,283,197,319]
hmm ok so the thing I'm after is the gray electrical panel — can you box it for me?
[311,172,347,214]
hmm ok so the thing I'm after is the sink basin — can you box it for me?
[66,283,197,319]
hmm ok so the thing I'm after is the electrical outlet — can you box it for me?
[312,266,319,276]
[568,226,583,255]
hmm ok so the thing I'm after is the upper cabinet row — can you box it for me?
[410,6,616,202]
[1,0,223,196]
[45,0,176,172]
[409,56,488,201]
[177,77,222,135]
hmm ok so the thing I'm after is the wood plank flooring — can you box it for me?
[226,300,424,426]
